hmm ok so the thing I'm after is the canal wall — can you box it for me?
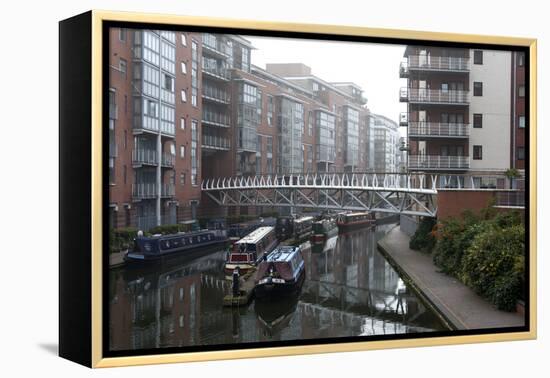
[377,225,525,331]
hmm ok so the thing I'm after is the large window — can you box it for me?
[473,113,483,128]
[191,120,198,185]
[519,115,526,128]
[473,50,483,64]
[473,82,483,96]
[518,85,525,97]
[473,145,483,160]
[191,40,199,107]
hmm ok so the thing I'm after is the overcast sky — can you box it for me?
[244,35,407,125]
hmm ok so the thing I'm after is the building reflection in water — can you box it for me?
[109,225,446,351]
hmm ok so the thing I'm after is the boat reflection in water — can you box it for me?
[109,225,448,351]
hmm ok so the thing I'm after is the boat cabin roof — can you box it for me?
[294,216,314,224]
[235,226,274,245]
[342,212,370,217]
[266,246,300,262]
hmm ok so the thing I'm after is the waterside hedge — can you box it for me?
[409,210,525,311]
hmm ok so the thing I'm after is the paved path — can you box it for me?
[378,226,525,330]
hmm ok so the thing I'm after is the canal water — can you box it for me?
[109,225,447,351]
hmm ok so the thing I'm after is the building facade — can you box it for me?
[109,29,402,230]
[371,114,400,173]
[400,47,521,186]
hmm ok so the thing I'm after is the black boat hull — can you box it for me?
[254,270,305,299]
[124,239,228,264]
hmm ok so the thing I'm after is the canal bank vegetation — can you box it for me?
[409,209,525,312]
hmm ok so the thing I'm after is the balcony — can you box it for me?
[408,122,469,138]
[202,85,231,104]
[399,112,408,126]
[133,117,176,138]
[202,35,232,59]
[495,191,525,208]
[400,87,469,105]
[202,134,231,151]
[132,149,175,168]
[409,155,470,170]
[202,109,231,128]
[400,56,470,77]
[201,63,230,81]
[132,183,175,200]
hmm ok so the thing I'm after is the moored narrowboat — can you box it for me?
[311,217,338,243]
[254,246,305,298]
[227,217,276,243]
[224,226,278,275]
[275,215,314,242]
[125,228,228,263]
[336,211,374,232]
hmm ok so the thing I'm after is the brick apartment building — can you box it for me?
[108,28,400,230]
[399,46,526,188]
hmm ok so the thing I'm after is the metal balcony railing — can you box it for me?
[408,155,470,170]
[201,62,230,80]
[399,112,408,126]
[202,109,231,127]
[132,149,175,167]
[202,134,231,150]
[202,85,230,103]
[202,34,232,57]
[400,87,469,104]
[408,122,469,137]
[132,183,175,199]
[407,55,470,72]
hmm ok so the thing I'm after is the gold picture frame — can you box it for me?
[59,10,537,368]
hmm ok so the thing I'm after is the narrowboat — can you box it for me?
[224,226,279,275]
[336,211,374,232]
[227,217,276,243]
[275,215,314,242]
[254,246,305,298]
[311,217,338,243]
[125,227,228,263]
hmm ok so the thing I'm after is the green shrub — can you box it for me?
[432,220,492,276]
[149,224,187,235]
[109,227,138,253]
[409,217,436,253]
[461,224,525,311]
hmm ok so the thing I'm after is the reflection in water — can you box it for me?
[109,225,447,351]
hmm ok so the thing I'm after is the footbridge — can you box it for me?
[202,173,520,218]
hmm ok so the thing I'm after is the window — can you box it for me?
[517,52,525,66]
[441,83,449,92]
[180,173,186,186]
[180,145,185,158]
[473,145,483,160]
[517,147,525,160]
[473,82,483,96]
[123,165,127,184]
[191,88,197,107]
[473,113,483,128]
[163,74,174,91]
[181,34,187,46]
[519,115,526,128]
[473,50,483,64]
[518,85,525,97]
[119,58,127,77]
[119,28,126,42]
[181,89,187,102]
[180,117,186,130]
[181,62,187,74]
[267,95,274,126]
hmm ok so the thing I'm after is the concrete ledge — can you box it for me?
[377,226,525,331]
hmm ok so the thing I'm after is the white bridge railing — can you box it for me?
[200,173,524,217]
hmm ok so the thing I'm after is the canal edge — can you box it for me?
[376,227,459,331]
